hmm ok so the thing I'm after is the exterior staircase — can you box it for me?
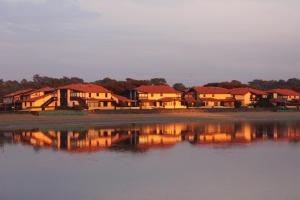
[41,96,58,110]
[70,96,89,109]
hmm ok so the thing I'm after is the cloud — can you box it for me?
[0,0,100,42]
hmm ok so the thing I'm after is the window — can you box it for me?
[203,94,206,97]
[97,93,99,97]
[212,94,215,97]
[160,93,163,97]
[104,102,108,107]
[151,93,154,97]
[104,131,108,137]
[139,93,147,98]
[105,93,108,98]
[89,93,92,98]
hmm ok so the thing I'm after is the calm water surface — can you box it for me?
[1,121,300,200]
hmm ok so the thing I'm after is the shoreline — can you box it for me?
[1,111,300,130]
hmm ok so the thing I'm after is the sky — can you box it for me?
[0,0,300,85]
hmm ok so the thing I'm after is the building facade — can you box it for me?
[186,86,235,108]
[1,84,300,111]
[57,83,115,110]
[130,85,185,109]
[268,89,300,107]
[229,87,268,107]
[2,88,35,110]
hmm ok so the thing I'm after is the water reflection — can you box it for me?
[1,121,300,153]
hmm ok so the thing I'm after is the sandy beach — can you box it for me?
[0,111,300,130]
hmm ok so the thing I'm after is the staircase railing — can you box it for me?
[70,96,88,109]
[41,96,58,109]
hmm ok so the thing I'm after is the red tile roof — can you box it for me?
[4,88,35,97]
[249,88,268,95]
[59,84,110,93]
[135,85,179,93]
[230,87,267,95]
[36,86,55,92]
[23,87,55,96]
[192,86,230,94]
[112,94,133,102]
[268,88,300,96]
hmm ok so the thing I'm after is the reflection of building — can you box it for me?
[234,122,254,142]
[136,123,187,149]
[185,122,235,144]
[0,129,129,153]
[1,121,300,153]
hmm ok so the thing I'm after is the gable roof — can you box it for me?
[192,86,230,94]
[36,86,55,93]
[59,84,110,93]
[134,85,179,93]
[4,88,35,97]
[230,87,267,95]
[112,94,133,102]
[23,86,55,96]
[268,88,300,96]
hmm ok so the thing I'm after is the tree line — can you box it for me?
[205,79,300,92]
[0,75,169,98]
[1,75,300,100]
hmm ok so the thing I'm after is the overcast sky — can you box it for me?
[0,0,300,85]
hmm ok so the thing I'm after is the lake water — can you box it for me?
[1,120,300,200]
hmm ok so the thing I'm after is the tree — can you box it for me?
[150,78,167,85]
[205,80,247,89]
[173,83,186,91]
[248,78,300,92]
[94,77,152,95]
